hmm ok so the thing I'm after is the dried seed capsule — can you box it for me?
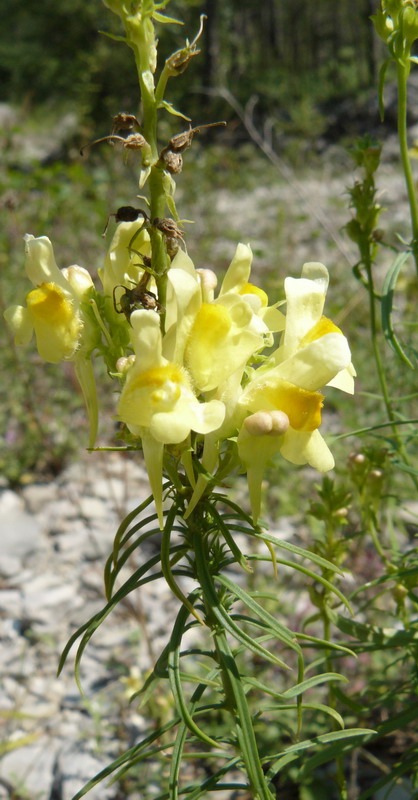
[160,149,183,174]
[111,113,141,135]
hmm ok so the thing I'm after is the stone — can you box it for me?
[58,747,117,800]
[0,739,61,798]
[0,554,22,578]
[0,490,41,558]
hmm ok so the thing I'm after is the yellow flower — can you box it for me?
[236,262,355,522]
[4,235,93,363]
[98,219,151,302]
[165,243,272,393]
[118,309,225,526]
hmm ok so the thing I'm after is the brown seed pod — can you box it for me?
[80,133,147,156]
[152,217,184,238]
[168,121,226,153]
[164,14,206,76]
[102,206,148,236]
[166,236,180,259]
[111,113,141,135]
[160,149,183,175]
[113,271,162,322]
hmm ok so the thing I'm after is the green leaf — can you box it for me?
[265,729,375,779]
[167,592,222,749]
[251,528,344,575]
[58,546,184,689]
[336,614,418,650]
[153,11,183,24]
[298,730,374,779]
[295,632,356,658]
[111,494,155,566]
[158,100,191,120]
[0,732,40,755]
[217,573,302,655]
[244,672,348,702]
[282,672,349,697]
[247,552,352,614]
[261,701,345,730]
[381,250,414,368]
[209,506,252,573]
[98,29,128,43]
[71,722,180,800]
[161,504,204,625]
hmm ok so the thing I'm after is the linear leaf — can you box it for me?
[381,250,414,368]
[217,573,302,654]
[265,729,375,779]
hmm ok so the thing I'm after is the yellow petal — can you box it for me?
[24,234,65,288]
[280,429,335,471]
[27,283,74,325]
[301,315,342,345]
[251,380,324,432]
[273,333,352,391]
[26,283,81,362]
[220,243,252,295]
[3,304,33,346]
[240,282,268,307]
[238,427,282,523]
[142,433,165,529]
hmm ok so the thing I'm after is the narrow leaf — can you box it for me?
[159,100,191,120]
[153,10,183,24]
[381,250,414,368]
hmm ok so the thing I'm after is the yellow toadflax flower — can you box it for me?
[118,309,225,526]
[4,234,94,363]
[4,234,99,446]
[165,243,275,394]
[98,219,151,300]
[237,262,355,522]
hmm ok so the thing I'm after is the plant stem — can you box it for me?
[363,250,418,489]
[396,60,418,278]
[127,9,170,331]
[193,522,275,800]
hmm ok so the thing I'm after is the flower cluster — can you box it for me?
[5,223,354,525]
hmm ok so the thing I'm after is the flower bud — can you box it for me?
[334,507,349,519]
[243,410,290,437]
[269,410,290,435]
[401,4,418,44]
[62,265,93,298]
[116,355,135,373]
[371,9,394,41]
[244,411,274,436]
[196,269,218,295]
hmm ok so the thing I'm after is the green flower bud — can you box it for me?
[401,4,418,44]
[371,9,394,41]
[382,0,403,25]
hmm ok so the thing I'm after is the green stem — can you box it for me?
[193,523,275,800]
[363,251,418,489]
[126,12,171,331]
[321,597,347,800]
[396,60,418,277]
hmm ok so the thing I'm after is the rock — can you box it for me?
[0,554,21,578]
[0,738,61,797]
[0,490,41,559]
[58,747,118,800]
